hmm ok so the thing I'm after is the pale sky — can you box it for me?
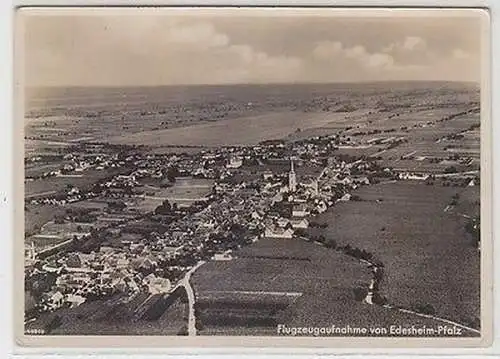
[21,8,485,87]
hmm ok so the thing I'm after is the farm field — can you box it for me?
[24,204,66,237]
[39,220,93,235]
[25,162,67,178]
[26,293,188,335]
[65,199,109,211]
[285,126,339,142]
[127,196,165,214]
[25,83,477,162]
[25,83,479,156]
[25,168,129,198]
[198,301,482,338]
[25,198,117,251]
[313,181,480,328]
[192,238,370,335]
[25,218,95,250]
[25,235,69,251]
[198,306,482,337]
[25,119,96,143]
[106,111,360,147]
[149,146,209,155]
[342,107,470,139]
[387,159,472,174]
[334,146,383,158]
[24,139,72,157]
[241,160,324,179]
[194,238,371,294]
[24,84,366,151]
[192,237,478,336]
[131,177,214,211]
[376,113,480,173]
[447,186,480,219]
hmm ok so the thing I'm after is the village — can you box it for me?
[24,123,480,326]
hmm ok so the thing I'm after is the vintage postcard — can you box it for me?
[15,7,492,349]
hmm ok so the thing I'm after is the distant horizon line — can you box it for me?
[26,80,480,90]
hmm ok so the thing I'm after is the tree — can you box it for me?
[45,315,63,334]
[444,166,458,174]
[166,166,180,183]
[108,200,126,212]
[372,293,388,306]
[414,302,436,315]
[162,199,171,210]
[154,200,172,215]
[294,228,306,237]
[324,239,336,249]
[230,223,245,236]
[351,195,362,202]
[353,287,368,301]
[465,217,480,248]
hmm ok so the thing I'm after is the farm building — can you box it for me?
[290,218,309,229]
[264,225,294,239]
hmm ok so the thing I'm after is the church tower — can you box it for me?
[289,158,297,192]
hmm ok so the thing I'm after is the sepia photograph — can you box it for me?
[15,7,491,347]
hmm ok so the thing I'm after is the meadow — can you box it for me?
[313,181,480,328]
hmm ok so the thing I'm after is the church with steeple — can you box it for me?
[288,158,297,193]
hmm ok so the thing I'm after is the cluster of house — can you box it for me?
[26,134,396,315]
[26,152,125,181]
[36,245,177,311]
[27,166,151,206]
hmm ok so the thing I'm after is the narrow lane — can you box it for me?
[180,261,206,336]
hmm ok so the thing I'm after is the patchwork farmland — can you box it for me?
[23,82,482,338]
